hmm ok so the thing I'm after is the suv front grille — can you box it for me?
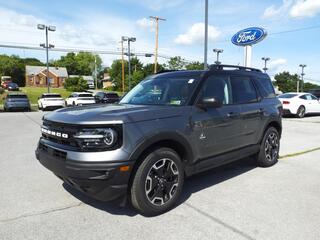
[42,120,79,147]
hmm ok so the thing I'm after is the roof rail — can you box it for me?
[209,64,262,73]
[156,70,180,74]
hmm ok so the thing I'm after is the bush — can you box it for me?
[0,87,4,94]
[64,77,88,92]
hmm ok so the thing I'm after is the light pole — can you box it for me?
[122,36,136,91]
[38,24,56,93]
[213,48,223,65]
[204,0,209,70]
[150,16,166,74]
[299,64,306,92]
[262,57,270,73]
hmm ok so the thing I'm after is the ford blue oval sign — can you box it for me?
[231,27,267,46]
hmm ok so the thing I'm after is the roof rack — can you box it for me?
[209,64,262,73]
[156,70,180,74]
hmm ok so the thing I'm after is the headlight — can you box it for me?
[74,128,118,150]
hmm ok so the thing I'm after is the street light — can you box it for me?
[213,48,223,65]
[122,36,136,91]
[262,57,270,73]
[38,24,56,93]
[204,0,209,70]
[299,64,307,92]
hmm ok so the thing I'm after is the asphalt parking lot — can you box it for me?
[0,112,320,240]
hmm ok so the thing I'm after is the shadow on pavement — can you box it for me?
[63,157,257,216]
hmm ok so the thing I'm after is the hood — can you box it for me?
[44,104,189,125]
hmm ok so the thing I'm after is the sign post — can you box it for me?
[231,27,267,67]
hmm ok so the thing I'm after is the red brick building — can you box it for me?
[25,66,68,88]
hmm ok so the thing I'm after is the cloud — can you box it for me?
[262,0,320,19]
[290,0,320,18]
[268,58,287,73]
[262,0,294,19]
[174,23,221,45]
[136,17,154,31]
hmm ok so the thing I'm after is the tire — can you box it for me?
[38,104,42,110]
[131,148,184,216]
[297,105,306,118]
[257,127,280,167]
[72,101,75,106]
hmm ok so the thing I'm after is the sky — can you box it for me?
[0,0,320,83]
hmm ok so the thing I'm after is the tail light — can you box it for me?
[283,101,290,104]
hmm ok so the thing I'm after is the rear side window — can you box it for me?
[254,77,275,98]
[230,76,258,104]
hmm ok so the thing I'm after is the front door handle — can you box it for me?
[227,112,239,118]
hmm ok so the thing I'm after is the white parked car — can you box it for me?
[278,92,320,118]
[38,93,65,111]
[65,92,95,106]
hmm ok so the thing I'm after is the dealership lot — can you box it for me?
[0,112,320,240]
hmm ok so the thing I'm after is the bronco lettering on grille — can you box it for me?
[41,127,69,139]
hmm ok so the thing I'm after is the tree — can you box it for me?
[131,70,145,88]
[109,59,128,91]
[54,52,102,76]
[167,56,186,70]
[274,72,301,93]
[303,82,320,92]
[186,61,204,70]
[0,55,25,86]
[64,76,88,92]
[143,63,165,77]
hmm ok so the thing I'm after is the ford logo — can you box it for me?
[231,27,267,46]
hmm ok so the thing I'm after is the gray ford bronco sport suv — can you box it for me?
[36,65,282,216]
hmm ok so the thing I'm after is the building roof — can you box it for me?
[26,66,68,77]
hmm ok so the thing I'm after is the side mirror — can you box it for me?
[198,97,223,109]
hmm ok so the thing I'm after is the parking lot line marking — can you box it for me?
[0,202,82,224]
[280,147,320,159]
[184,202,255,240]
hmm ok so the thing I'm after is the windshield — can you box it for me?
[120,76,199,106]
[43,94,62,98]
[278,93,298,98]
[79,94,93,97]
[7,95,27,99]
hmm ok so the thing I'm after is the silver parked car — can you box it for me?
[3,93,31,111]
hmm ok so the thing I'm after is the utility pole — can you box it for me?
[299,64,306,92]
[150,16,166,74]
[213,49,223,65]
[38,24,56,93]
[122,36,136,91]
[121,39,125,93]
[262,57,270,73]
[94,54,97,90]
[204,0,209,70]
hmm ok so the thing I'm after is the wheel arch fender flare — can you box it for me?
[129,131,194,166]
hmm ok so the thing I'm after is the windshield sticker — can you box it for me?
[188,79,195,84]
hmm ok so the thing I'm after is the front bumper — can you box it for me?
[35,141,134,201]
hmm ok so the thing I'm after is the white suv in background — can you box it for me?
[38,93,65,111]
[65,92,95,106]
